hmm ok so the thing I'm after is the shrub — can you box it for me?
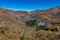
[36,25,47,31]
[20,37,24,40]
[0,30,5,34]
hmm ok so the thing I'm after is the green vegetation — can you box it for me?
[36,25,47,31]
[20,37,24,40]
[25,20,47,31]
[0,30,5,34]
[1,30,5,34]
[25,20,37,27]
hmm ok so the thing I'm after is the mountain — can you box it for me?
[31,6,60,23]
[0,6,60,40]
[1,6,60,23]
[0,8,36,40]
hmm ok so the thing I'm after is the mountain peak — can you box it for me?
[52,6,60,10]
[55,6,60,8]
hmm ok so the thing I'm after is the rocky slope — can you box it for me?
[0,8,36,40]
[0,6,60,40]
[31,6,60,23]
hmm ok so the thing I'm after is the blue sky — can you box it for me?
[0,0,60,11]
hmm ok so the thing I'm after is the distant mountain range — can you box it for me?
[31,6,60,23]
[0,6,60,22]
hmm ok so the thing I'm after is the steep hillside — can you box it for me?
[0,8,36,40]
[0,6,60,40]
[31,6,60,23]
[36,30,60,40]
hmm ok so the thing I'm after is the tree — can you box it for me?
[25,20,37,27]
